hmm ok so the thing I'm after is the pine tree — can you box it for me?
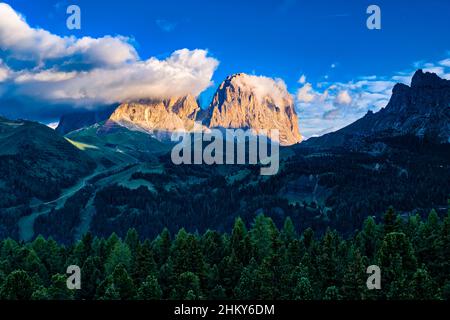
[378,233,417,299]
[220,254,243,297]
[281,217,297,245]
[341,246,367,300]
[175,272,202,300]
[105,241,132,275]
[294,277,314,300]
[78,256,103,300]
[0,270,34,300]
[441,211,450,285]
[358,216,379,260]
[250,214,275,262]
[383,207,400,235]
[417,210,443,279]
[106,264,136,300]
[47,274,74,300]
[234,258,258,299]
[125,228,140,256]
[230,217,251,265]
[137,275,162,300]
[410,267,439,300]
[316,229,340,290]
[201,230,225,266]
[158,259,175,299]
[133,240,157,285]
[153,228,171,267]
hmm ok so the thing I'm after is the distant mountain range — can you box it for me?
[56,73,302,146]
[0,69,449,242]
[305,70,450,149]
[55,70,449,149]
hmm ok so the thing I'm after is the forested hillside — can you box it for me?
[27,135,450,244]
[0,208,449,300]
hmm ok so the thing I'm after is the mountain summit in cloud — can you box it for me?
[101,73,302,146]
[203,73,302,146]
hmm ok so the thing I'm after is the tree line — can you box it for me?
[0,207,449,300]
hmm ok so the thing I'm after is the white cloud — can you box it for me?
[0,3,138,67]
[298,74,306,84]
[9,49,219,105]
[422,66,445,76]
[0,3,219,108]
[297,75,397,139]
[297,54,450,139]
[296,83,316,103]
[233,74,291,106]
[439,58,450,67]
[392,73,413,85]
[0,59,9,81]
[334,90,352,105]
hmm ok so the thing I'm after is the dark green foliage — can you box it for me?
[0,118,95,209]
[34,187,94,244]
[16,136,449,247]
[137,275,162,300]
[0,209,448,300]
[0,270,34,300]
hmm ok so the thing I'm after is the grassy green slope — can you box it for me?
[65,122,172,167]
[0,117,96,208]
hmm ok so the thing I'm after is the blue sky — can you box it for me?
[1,0,450,137]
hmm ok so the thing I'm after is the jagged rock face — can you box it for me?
[306,70,450,148]
[204,73,302,146]
[109,95,200,134]
[107,73,302,145]
[366,70,450,141]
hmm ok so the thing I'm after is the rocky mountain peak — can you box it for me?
[411,69,450,89]
[109,94,200,134]
[305,70,450,148]
[204,73,302,146]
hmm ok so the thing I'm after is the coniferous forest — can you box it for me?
[0,207,449,300]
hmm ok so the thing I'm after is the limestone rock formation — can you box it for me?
[109,95,200,135]
[203,73,302,146]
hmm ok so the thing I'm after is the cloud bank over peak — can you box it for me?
[0,3,219,119]
[232,74,292,106]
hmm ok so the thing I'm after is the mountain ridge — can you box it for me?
[55,73,303,146]
[304,69,450,149]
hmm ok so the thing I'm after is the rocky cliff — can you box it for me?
[203,73,302,146]
[109,95,200,135]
